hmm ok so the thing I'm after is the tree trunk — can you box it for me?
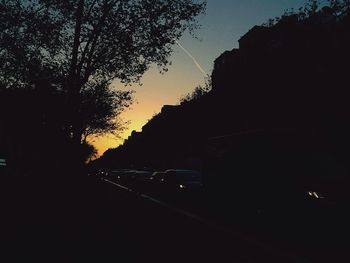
[66,0,86,172]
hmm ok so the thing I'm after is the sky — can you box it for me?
[91,0,310,157]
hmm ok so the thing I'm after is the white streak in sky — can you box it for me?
[175,40,208,77]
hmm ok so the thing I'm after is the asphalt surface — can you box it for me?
[1,175,348,262]
[102,175,350,263]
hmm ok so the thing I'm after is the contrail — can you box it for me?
[175,40,208,77]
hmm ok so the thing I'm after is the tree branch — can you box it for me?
[80,0,121,84]
[69,0,85,82]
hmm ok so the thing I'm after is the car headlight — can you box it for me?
[307,191,325,199]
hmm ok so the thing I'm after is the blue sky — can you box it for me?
[93,0,313,155]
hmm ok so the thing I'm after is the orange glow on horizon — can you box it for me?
[91,118,146,158]
[91,59,208,158]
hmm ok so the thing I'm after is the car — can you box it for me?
[162,169,202,188]
[158,169,204,202]
[111,169,138,186]
[149,171,165,182]
[146,171,166,194]
[109,169,132,180]
[96,168,111,178]
[130,170,153,192]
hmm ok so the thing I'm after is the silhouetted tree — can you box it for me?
[305,0,320,15]
[80,82,133,142]
[263,0,350,27]
[328,0,350,14]
[0,0,206,161]
[180,78,211,104]
[80,141,98,163]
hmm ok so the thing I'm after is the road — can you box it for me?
[101,175,350,263]
[1,175,348,262]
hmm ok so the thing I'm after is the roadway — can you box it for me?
[1,175,348,262]
[100,174,349,263]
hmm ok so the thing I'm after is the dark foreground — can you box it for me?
[0,175,348,263]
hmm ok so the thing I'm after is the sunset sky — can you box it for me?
[92,0,309,157]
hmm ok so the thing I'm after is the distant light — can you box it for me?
[179,184,186,189]
[307,191,324,199]
[0,159,6,167]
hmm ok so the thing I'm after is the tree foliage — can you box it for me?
[180,78,211,104]
[262,0,350,27]
[0,0,206,146]
[80,83,134,140]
